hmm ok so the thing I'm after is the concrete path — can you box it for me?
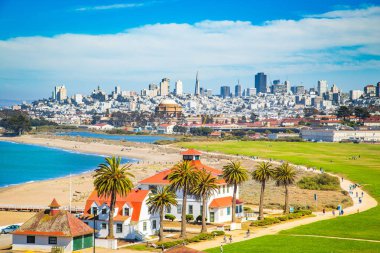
[186,152,378,251]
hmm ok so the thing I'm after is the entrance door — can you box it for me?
[210,212,215,222]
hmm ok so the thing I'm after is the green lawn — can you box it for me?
[179,141,380,251]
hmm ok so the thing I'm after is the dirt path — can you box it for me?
[186,151,378,251]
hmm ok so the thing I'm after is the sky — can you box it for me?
[1,0,380,100]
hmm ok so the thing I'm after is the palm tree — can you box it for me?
[275,162,297,214]
[168,160,199,238]
[93,156,134,239]
[147,186,177,241]
[222,161,249,222]
[252,161,275,220]
[192,169,218,233]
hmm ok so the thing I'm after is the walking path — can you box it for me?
[186,151,378,251]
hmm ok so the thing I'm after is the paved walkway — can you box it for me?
[186,153,378,251]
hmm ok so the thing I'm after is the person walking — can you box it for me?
[362,191,364,198]
[322,208,326,215]
[229,235,232,244]
[223,235,227,244]
[356,192,358,198]
[332,209,335,216]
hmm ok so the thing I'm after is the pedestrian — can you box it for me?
[229,235,232,243]
[223,235,227,244]
[332,210,335,216]
[323,208,325,215]
[341,177,344,182]
[356,192,358,198]
[246,229,250,237]
[362,192,364,197]
[341,209,344,215]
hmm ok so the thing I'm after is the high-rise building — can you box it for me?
[246,88,256,97]
[194,72,200,96]
[350,90,364,100]
[364,85,376,96]
[204,89,213,97]
[53,85,67,101]
[331,84,339,93]
[235,83,242,97]
[377,82,380,97]
[115,86,121,95]
[174,80,183,96]
[272,84,287,94]
[317,80,328,96]
[220,86,231,98]
[159,78,170,96]
[255,72,267,94]
[284,80,291,93]
[291,86,305,95]
[73,94,83,104]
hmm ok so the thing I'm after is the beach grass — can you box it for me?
[178,141,380,250]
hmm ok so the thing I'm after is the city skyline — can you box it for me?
[1,1,380,99]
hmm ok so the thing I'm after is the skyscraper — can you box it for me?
[317,80,328,95]
[284,80,291,93]
[194,71,200,96]
[159,78,170,96]
[235,83,242,97]
[115,86,121,95]
[220,86,231,98]
[174,80,183,96]
[255,72,267,93]
[53,85,67,101]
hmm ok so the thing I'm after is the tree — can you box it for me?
[336,106,352,120]
[191,169,218,232]
[93,156,134,239]
[222,161,249,222]
[354,107,370,120]
[146,186,177,241]
[252,162,275,220]
[274,163,297,214]
[0,111,31,135]
[303,108,319,117]
[168,161,199,238]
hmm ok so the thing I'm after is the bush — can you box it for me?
[297,174,340,191]
[186,214,194,222]
[196,215,207,223]
[156,240,183,249]
[295,210,312,216]
[211,231,225,236]
[165,214,176,221]
[243,206,253,212]
[250,217,280,227]
[278,215,289,221]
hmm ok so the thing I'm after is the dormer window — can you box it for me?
[102,208,107,214]
[92,207,98,215]
[124,207,130,216]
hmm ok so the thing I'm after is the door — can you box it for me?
[73,236,82,251]
[210,212,215,222]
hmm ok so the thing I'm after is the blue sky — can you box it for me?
[1,0,380,99]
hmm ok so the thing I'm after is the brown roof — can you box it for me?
[49,198,61,208]
[13,210,93,237]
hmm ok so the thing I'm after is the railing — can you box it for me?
[0,204,84,213]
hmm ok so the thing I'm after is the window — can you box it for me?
[124,208,130,216]
[152,220,157,230]
[223,185,225,194]
[48,237,57,245]
[102,223,107,229]
[218,187,221,194]
[220,209,224,216]
[92,207,98,215]
[27,236,35,244]
[102,208,107,214]
[166,205,171,214]
[189,205,193,214]
[200,205,203,214]
[143,222,147,231]
[177,204,182,214]
[227,207,231,215]
[227,185,230,193]
[84,222,88,225]
[116,224,123,233]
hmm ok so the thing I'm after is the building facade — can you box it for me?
[255,72,267,94]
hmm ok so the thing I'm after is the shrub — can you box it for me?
[165,214,176,221]
[186,214,194,222]
[297,174,340,191]
[211,231,225,236]
[156,240,183,249]
[196,215,207,223]
[278,215,289,221]
[250,217,280,227]
[295,210,312,216]
[243,206,253,212]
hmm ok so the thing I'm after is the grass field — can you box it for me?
[178,141,380,252]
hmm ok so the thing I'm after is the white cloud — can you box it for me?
[75,2,146,11]
[0,6,380,97]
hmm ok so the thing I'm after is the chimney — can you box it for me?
[48,198,61,216]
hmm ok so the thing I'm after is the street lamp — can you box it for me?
[93,215,97,253]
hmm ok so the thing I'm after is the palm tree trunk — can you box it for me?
[181,185,187,238]
[258,180,265,220]
[284,184,289,214]
[201,193,207,233]
[232,183,237,223]
[108,191,116,239]
[159,207,164,241]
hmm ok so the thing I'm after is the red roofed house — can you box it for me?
[80,189,158,241]
[12,199,93,252]
[138,149,244,224]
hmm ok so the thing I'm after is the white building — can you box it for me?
[350,90,364,100]
[138,149,244,224]
[301,129,380,142]
[88,123,114,131]
[12,199,93,252]
[175,80,183,96]
[81,189,159,241]
[159,78,170,96]
[317,80,328,96]
[157,124,175,134]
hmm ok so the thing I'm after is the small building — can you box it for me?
[157,124,175,134]
[138,149,244,224]
[268,133,300,140]
[88,123,114,131]
[155,99,182,118]
[301,129,380,142]
[80,189,159,241]
[12,199,93,252]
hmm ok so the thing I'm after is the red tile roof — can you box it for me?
[12,210,93,237]
[180,149,202,156]
[83,189,149,222]
[209,196,243,208]
[139,160,225,185]
[49,198,61,208]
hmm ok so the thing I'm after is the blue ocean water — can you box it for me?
[0,141,135,187]
[56,131,174,143]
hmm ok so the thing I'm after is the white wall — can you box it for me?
[13,235,72,252]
